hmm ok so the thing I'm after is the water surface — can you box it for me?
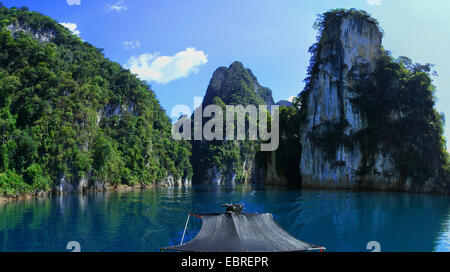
[0,186,449,252]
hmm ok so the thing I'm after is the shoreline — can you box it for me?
[0,183,161,205]
[2,182,448,206]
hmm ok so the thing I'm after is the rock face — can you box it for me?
[158,176,192,187]
[191,61,272,185]
[300,12,395,189]
[263,151,291,186]
[299,10,449,193]
[7,23,55,43]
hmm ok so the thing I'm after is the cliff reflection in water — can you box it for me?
[0,186,449,252]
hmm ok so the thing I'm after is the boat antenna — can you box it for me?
[180,213,191,245]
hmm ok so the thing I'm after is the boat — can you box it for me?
[161,203,326,252]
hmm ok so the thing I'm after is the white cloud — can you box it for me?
[123,40,141,50]
[66,0,81,5]
[366,0,381,6]
[126,47,208,84]
[287,96,296,102]
[60,22,80,36]
[109,0,127,12]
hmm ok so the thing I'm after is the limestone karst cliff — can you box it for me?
[190,61,304,187]
[298,9,449,193]
[191,61,274,184]
[190,10,450,192]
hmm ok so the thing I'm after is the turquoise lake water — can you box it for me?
[0,185,449,252]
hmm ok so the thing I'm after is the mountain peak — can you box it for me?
[229,61,244,69]
[202,61,274,107]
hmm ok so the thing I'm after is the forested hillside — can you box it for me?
[0,5,192,196]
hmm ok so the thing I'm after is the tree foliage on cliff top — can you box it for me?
[0,6,192,196]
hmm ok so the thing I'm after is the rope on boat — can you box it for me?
[180,213,191,245]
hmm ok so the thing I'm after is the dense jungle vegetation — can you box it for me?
[0,5,192,196]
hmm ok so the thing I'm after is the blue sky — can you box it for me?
[3,0,450,149]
